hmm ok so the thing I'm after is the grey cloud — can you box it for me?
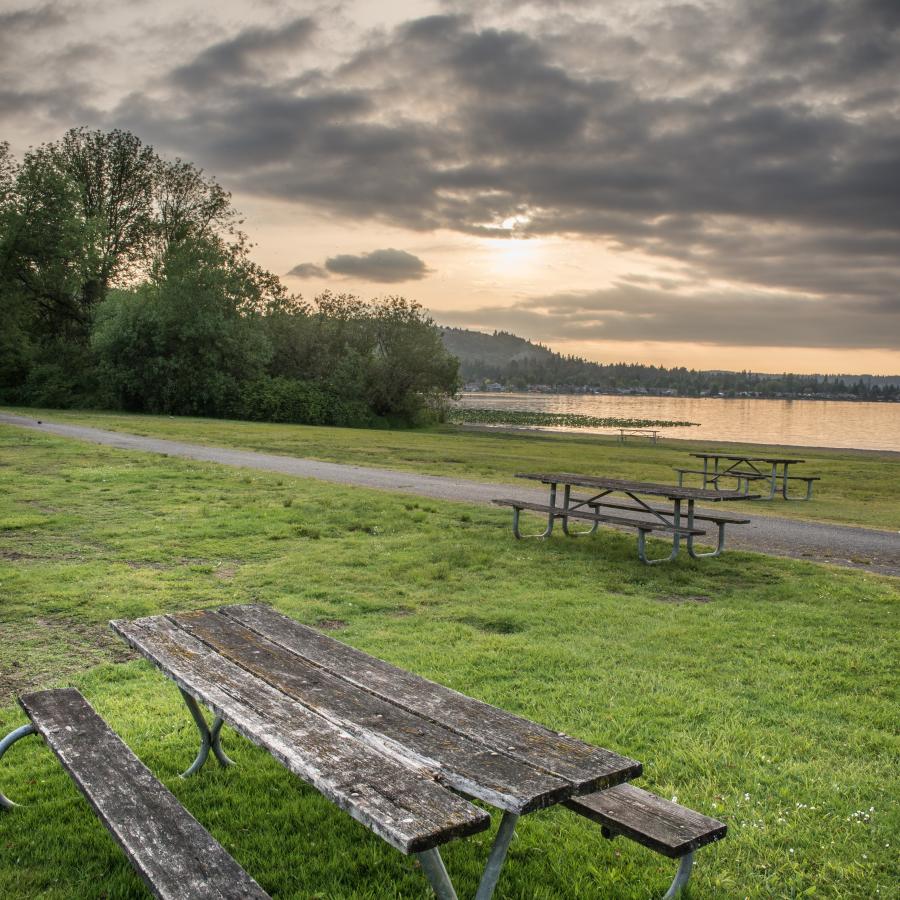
[0,4,67,35]
[287,262,327,279]
[434,283,900,350]
[324,249,432,283]
[170,17,316,90]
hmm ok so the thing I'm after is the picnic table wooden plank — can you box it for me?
[491,499,706,535]
[515,473,752,502]
[219,604,642,793]
[173,609,571,814]
[20,688,271,900]
[110,616,490,854]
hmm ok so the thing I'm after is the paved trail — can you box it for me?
[2,412,898,577]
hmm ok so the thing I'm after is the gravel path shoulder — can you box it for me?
[2,412,897,577]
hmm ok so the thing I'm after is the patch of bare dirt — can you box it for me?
[0,618,137,702]
[0,549,34,561]
[0,547,85,562]
[21,499,60,513]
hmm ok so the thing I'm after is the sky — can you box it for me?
[2,0,899,375]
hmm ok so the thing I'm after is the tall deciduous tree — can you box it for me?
[48,128,158,307]
[153,157,237,259]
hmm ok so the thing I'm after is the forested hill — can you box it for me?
[439,327,900,401]
[440,327,554,369]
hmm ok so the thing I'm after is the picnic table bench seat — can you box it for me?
[578,497,751,557]
[492,498,706,565]
[582,497,751,527]
[491,499,706,537]
[2,688,271,900]
[566,783,727,899]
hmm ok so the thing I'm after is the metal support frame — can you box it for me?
[417,848,459,900]
[179,689,234,778]
[560,485,600,537]
[687,521,726,558]
[637,528,680,565]
[779,466,816,500]
[636,496,687,565]
[474,811,519,900]
[0,723,37,809]
[511,483,557,539]
[602,827,694,899]
[681,499,724,559]
[790,478,816,501]
[416,810,519,900]
[662,852,694,899]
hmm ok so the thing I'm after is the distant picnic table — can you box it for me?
[676,452,820,500]
[495,474,754,564]
[616,427,659,444]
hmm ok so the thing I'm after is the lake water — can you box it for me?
[456,392,900,451]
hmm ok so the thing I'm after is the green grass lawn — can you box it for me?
[4,406,899,530]
[0,425,897,898]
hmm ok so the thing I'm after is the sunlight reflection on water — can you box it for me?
[456,393,900,451]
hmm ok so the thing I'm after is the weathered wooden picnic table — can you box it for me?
[676,452,820,500]
[617,427,659,444]
[111,604,645,898]
[496,474,755,563]
[0,604,726,897]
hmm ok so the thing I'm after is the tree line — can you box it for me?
[453,332,898,401]
[0,129,458,425]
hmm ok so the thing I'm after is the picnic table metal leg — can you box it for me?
[417,848,459,900]
[0,724,37,810]
[511,484,558,539]
[761,465,778,500]
[416,810,518,900]
[179,689,234,777]
[474,811,519,900]
[560,486,598,536]
[687,500,726,559]
[797,478,815,501]
[637,498,683,564]
[779,463,814,500]
[662,851,694,899]
[637,528,680,565]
